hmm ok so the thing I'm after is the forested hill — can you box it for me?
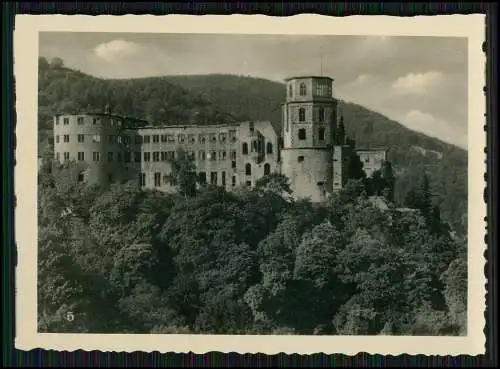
[37,58,468,235]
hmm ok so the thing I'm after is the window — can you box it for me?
[232,176,236,186]
[154,172,161,187]
[298,156,305,162]
[63,135,70,143]
[143,135,151,144]
[199,150,206,160]
[153,135,159,143]
[134,152,141,163]
[210,172,217,185]
[143,152,151,162]
[108,135,116,144]
[199,134,206,143]
[108,152,113,162]
[124,152,131,163]
[299,83,307,96]
[266,142,273,154]
[160,152,166,161]
[92,135,101,143]
[77,117,84,125]
[319,127,325,141]
[232,160,236,169]
[319,107,325,122]
[242,143,248,155]
[219,151,226,160]
[251,140,257,153]
[161,134,167,143]
[198,172,207,185]
[264,163,271,175]
[78,172,84,182]
[289,84,293,97]
[55,152,60,161]
[229,130,237,142]
[246,180,252,187]
[55,135,60,143]
[93,152,101,162]
[63,152,70,161]
[210,151,217,161]
[55,117,60,125]
[178,134,185,143]
[122,135,131,145]
[188,134,195,143]
[76,134,84,143]
[93,118,99,125]
[140,173,146,187]
[167,151,175,160]
[167,135,175,143]
[219,133,227,143]
[209,133,217,142]
[153,152,160,162]
[63,118,69,125]
[299,108,306,122]
[135,135,143,144]
[230,150,237,160]
[77,152,85,161]
[298,129,306,140]
[222,171,226,186]
[245,163,251,176]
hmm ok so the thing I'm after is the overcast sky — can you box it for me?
[39,32,468,149]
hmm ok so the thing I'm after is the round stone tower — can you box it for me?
[280,76,338,202]
[53,112,140,186]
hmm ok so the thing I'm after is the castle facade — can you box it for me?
[47,76,387,202]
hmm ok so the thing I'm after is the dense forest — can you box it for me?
[38,148,467,335]
[37,57,467,236]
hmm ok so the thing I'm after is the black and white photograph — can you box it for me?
[15,14,486,355]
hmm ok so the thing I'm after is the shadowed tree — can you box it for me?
[168,148,197,199]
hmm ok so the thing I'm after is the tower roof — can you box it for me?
[284,75,333,82]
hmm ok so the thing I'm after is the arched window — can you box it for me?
[299,108,306,122]
[264,163,271,175]
[289,84,293,97]
[299,83,307,96]
[242,142,248,155]
[318,127,325,141]
[266,142,273,154]
[245,163,252,176]
[318,107,325,122]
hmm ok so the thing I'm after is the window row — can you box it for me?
[56,151,139,163]
[297,107,326,122]
[140,131,237,145]
[241,142,273,155]
[296,127,326,141]
[141,171,238,188]
[55,116,123,127]
[54,134,132,144]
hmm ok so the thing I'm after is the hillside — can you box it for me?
[37,58,468,235]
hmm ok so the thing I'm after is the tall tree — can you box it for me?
[169,148,197,198]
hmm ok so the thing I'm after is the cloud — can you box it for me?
[392,71,445,95]
[94,40,143,62]
[399,109,467,149]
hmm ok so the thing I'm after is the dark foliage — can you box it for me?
[37,157,466,335]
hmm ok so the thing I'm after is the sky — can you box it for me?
[39,32,468,149]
